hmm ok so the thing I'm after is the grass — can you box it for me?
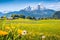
[0,18,60,40]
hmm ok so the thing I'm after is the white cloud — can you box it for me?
[29,2,60,11]
[44,2,60,11]
[0,2,60,13]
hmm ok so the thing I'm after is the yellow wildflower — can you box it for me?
[18,29,23,35]
[2,31,8,36]
[0,30,8,36]
[11,27,15,29]
[5,26,10,30]
[0,30,3,36]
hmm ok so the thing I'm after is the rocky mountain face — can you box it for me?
[0,5,55,18]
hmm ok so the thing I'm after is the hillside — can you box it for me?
[0,18,60,40]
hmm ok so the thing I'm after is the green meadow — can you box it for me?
[0,18,60,40]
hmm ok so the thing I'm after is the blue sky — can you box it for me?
[0,0,60,13]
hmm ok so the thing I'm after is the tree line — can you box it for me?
[0,11,60,20]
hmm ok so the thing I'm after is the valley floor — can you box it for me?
[0,19,60,40]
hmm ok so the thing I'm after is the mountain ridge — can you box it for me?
[0,5,55,18]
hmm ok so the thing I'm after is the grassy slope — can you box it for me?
[0,18,60,40]
[5,18,60,35]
